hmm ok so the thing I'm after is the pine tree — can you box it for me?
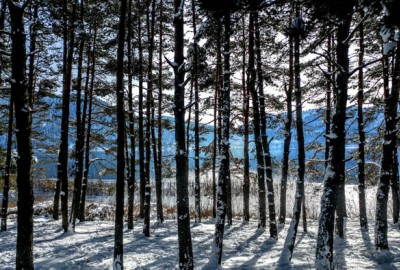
[173,0,194,268]
[357,9,368,229]
[8,1,34,268]
[114,0,127,267]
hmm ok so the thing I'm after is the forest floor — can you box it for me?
[1,204,400,269]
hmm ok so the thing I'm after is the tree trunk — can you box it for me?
[254,11,277,238]
[213,11,232,265]
[242,15,250,222]
[143,0,155,237]
[1,87,13,232]
[173,1,194,268]
[79,25,97,222]
[325,28,332,169]
[375,40,400,250]
[55,0,77,232]
[248,12,266,229]
[192,0,201,224]
[156,0,164,224]
[212,23,222,219]
[284,2,306,260]
[138,7,145,219]
[0,0,6,81]
[127,0,135,230]
[71,0,86,231]
[114,0,127,267]
[392,150,399,224]
[279,15,294,225]
[28,1,38,108]
[390,43,400,225]
[357,13,368,229]
[316,13,352,269]
[8,2,34,268]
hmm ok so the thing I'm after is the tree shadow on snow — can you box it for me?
[226,226,280,269]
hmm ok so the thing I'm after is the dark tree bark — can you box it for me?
[242,15,250,222]
[0,0,10,233]
[27,0,38,107]
[375,39,400,250]
[279,15,294,226]
[173,0,193,268]
[325,29,332,169]
[1,87,13,232]
[392,149,399,224]
[284,2,306,260]
[0,0,6,80]
[156,0,164,224]
[54,0,77,232]
[127,0,135,230]
[138,6,145,219]
[79,25,97,221]
[316,12,352,268]
[254,11,277,238]
[192,0,201,224]
[213,10,232,265]
[114,0,127,267]
[389,42,400,225]
[357,13,368,229]
[71,0,85,231]
[248,11,267,229]
[8,2,34,268]
[212,23,222,219]
[143,0,155,237]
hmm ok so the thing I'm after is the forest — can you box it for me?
[0,0,400,269]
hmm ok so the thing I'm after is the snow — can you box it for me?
[1,213,400,269]
[380,27,393,43]
[2,184,400,269]
[384,41,397,55]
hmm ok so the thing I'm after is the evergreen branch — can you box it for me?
[348,57,382,77]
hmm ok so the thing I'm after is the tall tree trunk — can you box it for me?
[71,0,86,230]
[114,0,127,267]
[242,15,250,222]
[138,6,145,219]
[79,25,97,221]
[375,40,400,250]
[28,1,38,108]
[325,28,332,169]
[283,2,305,260]
[316,13,352,269]
[255,11,277,238]
[126,0,135,230]
[212,24,222,219]
[213,11,231,265]
[0,0,6,82]
[54,0,77,232]
[192,0,201,224]
[279,15,294,225]
[392,150,399,224]
[143,0,155,237]
[173,0,194,268]
[8,2,34,268]
[357,13,368,229]
[156,0,164,224]
[248,12,266,229]
[390,46,400,224]
[1,89,13,232]
[248,11,267,228]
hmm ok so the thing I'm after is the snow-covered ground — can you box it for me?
[1,181,400,269]
[1,213,400,269]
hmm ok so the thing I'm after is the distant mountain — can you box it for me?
[0,94,384,182]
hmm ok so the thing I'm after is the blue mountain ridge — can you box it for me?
[0,95,385,182]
